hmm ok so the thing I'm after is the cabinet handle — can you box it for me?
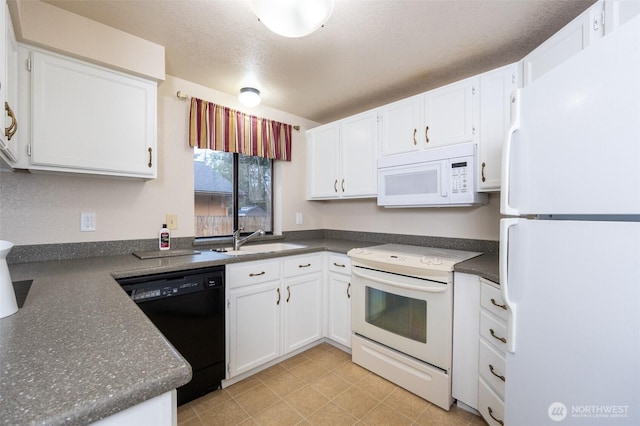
[333,262,346,268]
[491,298,507,310]
[341,179,345,192]
[481,162,486,183]
[413,128,417,145]
[298,263,311,268]
[334,179,338,193]
[425,126,430,143]
[286,286,291,303]
[489,364,506,382]
[276,287,281,305]
[147,147,153,168]
[487,406,504,426]
[490,328,507,344]
[5,102,17,141]
[249,271,266,277]
[347,282,351,299]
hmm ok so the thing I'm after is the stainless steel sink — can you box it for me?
[213,243,306,256]
[241,243,306,253]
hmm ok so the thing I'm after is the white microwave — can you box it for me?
[377,143,488,208]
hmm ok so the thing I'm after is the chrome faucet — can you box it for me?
[233,228,265,251]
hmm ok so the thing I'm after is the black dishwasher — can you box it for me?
[117,266,225,405]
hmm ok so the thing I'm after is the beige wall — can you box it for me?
[0,72,501,245]
[0,75,320,245]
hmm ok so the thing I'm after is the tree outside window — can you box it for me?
[194,148,273,237]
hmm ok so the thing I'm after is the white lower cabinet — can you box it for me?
[227,254,322,378]
[478,278,507,426]
[326,253,352,348]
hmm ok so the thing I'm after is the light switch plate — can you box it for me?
[166,214,178,230]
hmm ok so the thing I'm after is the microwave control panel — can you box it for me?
[450,161,469,194]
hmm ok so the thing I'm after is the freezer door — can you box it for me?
[500,219,640,425]
[501,17,640,216]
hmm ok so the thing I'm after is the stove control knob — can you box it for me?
[432,258,442,265]
[420,256,431,264]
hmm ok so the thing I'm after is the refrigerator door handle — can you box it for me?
[500,89,521,216]
[500,218,519,353]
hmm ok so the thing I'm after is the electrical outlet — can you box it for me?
[295,212,303,225]
[166,214,178,230]
[80,212,96,232]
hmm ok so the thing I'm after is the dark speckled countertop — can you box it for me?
[0,238,497,425]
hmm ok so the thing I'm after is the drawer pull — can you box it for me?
[488,406,504,426]
[333,262,346,268]
[334,179,338,193]
[490,328,507,344]
[286,286,291,303]
[347,282,351,299]
[276,288,281,305]
[489,364,506,382]
[298,263,311,268]
[413,128,417,145]
[249,271,266,277]
[491,298,507,310]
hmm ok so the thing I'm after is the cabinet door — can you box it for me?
[424,77,477,148]
[306,123,340,199]
[327,271,351,348]
[478,63,518,192]
[228,281,282,377]
[283,274,323,353]
[605,0,640,33]
[29,50,157,178]
[340,110,377,198]
[3,4,17,162]
[379,94,423,156]
[522,0,604,85]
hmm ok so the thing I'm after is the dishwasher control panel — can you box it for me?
[118,267,225,303]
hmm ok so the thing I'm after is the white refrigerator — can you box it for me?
[500,15,640,426]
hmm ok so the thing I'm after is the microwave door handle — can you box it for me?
[352,269,448,293]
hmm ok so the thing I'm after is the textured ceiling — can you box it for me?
[42,0,596,123]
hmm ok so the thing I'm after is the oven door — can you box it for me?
[351,265,453,371]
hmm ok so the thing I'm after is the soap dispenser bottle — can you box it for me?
[159,224,170,251]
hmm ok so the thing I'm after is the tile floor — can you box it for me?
[178,343,487,425]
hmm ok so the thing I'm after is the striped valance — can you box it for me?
[188,97,292,161]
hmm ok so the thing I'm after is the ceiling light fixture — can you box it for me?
[249,0,334,38]
[239,87,261,107]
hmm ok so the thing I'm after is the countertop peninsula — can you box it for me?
[0,238,497,425]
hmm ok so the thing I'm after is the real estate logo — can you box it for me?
[548,402,568,422]
[548,402,630,421]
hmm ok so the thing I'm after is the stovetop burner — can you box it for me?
[348,244,481,274]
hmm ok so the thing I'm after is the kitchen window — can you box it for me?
[194,148,273,238]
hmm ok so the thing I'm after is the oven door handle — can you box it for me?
[352,269,448,293]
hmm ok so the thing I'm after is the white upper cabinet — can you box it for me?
[423,76,478,148]
[478,63,519,192]
[379,77,478,156]
[16,46,157,179]
[379,94,423,156]
[0,2,18,165]
[522,0,605,85]
[306,109,377,200]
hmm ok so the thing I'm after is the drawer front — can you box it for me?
[479,378,505,426]
[328,254,351,274]
[480,279,508,321]
[228,260,281,288]
[480,311,508,353]
[479,339,506,399]
[284,254,322,278]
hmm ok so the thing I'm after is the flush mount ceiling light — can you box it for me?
[249,0,334,38]
[239,87,261,107]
